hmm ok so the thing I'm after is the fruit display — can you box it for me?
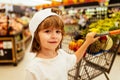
[69,39,84,51]
[0,15,8,36]
[88,12,120,35]
[68,11,120,54]
[87,35,113,55]
[0,14,24,35]
[87,40,102,55]
[99,35,107,43]
[9,18,23,35]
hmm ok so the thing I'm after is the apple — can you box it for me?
[99,35,107,43]
[76,39,83,48]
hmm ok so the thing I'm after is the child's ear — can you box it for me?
[51,8,62,15]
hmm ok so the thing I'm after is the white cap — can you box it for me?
[29,8,59,37]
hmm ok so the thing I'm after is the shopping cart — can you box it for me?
[62,30,120,80]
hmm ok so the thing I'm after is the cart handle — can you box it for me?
[95,29,120,37]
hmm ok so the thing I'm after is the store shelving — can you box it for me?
[0,31,25,66]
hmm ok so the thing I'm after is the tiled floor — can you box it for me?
[0,36,120,80]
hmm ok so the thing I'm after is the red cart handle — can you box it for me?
[109,29,120,35]
[95,29,120,37]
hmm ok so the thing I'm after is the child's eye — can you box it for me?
[45,30,50,33]
[56,30,61,33]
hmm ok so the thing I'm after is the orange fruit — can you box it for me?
[76,39,84,48]
[69,41,77,50]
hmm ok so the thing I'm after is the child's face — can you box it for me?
[38,27,62,51]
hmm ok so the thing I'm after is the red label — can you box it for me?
[0,41,3,49]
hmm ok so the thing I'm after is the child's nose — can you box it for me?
[51,32,57,38]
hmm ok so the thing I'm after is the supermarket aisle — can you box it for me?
[0,41,120,80]
[0,45,36,80]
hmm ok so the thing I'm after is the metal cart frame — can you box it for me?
[62,35,120,80]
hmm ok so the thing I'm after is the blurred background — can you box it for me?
[0,0,120,80]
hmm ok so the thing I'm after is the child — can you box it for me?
[25,8,99,80]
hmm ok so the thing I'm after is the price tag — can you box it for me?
[3,41,12,49]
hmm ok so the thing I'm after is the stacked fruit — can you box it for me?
[88,12,120,34]
[99,35,107,43]
[90,35,108,53]
[69,39,84,52]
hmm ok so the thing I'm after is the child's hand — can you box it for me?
[85,32,99,45]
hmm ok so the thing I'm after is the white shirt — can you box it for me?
[25,49,77,80]
[78,15,86,27]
